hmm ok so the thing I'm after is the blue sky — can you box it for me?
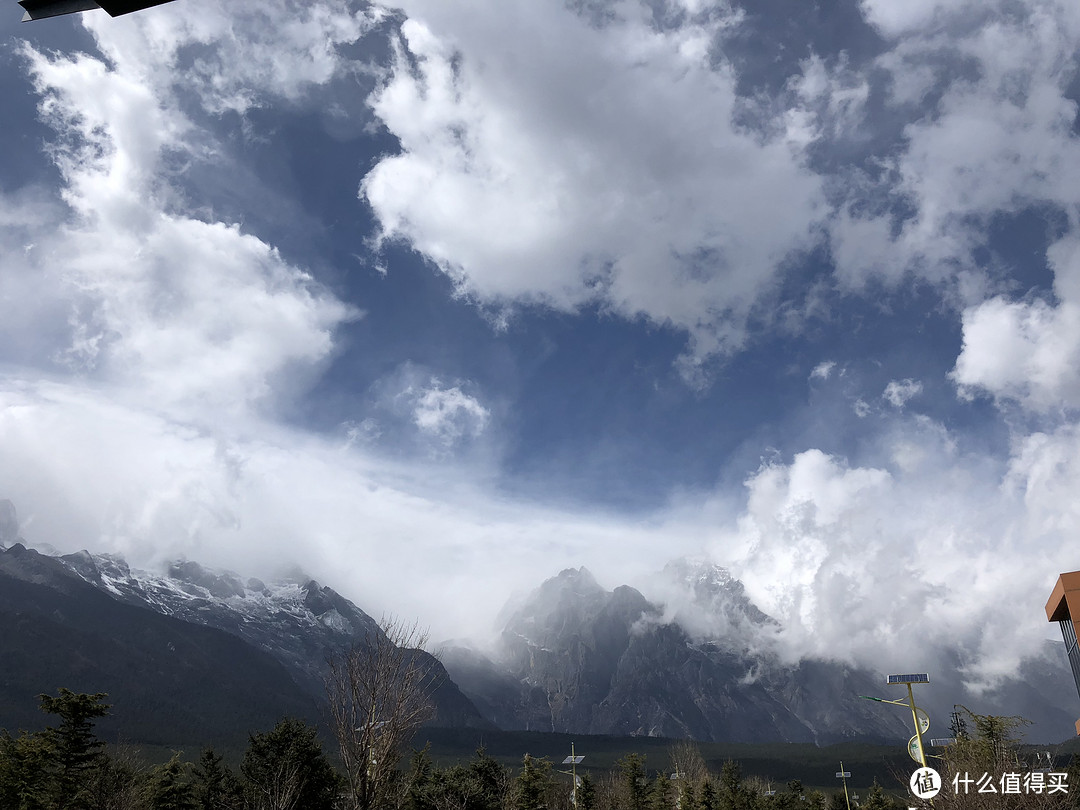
[2,0,1080,691]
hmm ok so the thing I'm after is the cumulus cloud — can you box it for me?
[883,378,923,408]
[2,3,371,421]
[411,382,489,447]
[361,0,824,370]
[710,428,1077,689]
[6,0,1080,706]
[953,233,1080,411]
[828,0,1080,295]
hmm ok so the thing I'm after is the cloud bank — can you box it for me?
[2,0,1080,701]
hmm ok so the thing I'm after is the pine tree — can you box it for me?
[860,779,897,810]
[241,718,340,810]
[147,753,197,810]
[469,747,509,810]
[699,778,716,810]
[649,772,673,810]
[515,754,553,810]
[717,761,753,810]
[0,729,52,810]
[192,748,240,810]
[38,688,110,804]
[578,772,596,810]
[407,745,437,810]
[619,754,648,810]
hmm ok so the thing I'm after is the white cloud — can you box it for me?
[0,378,680,642]
[831,1,1080,294]
[709,427,1078,689]
[810,360,837,380]
[4,4,363,420]
[5,0,1080,706]
[361,0,824,370]
[883,378,923,408]
[953,232,1080,411]
[859,0,977,38]
[411,381,490,447]
[80,0,386,116]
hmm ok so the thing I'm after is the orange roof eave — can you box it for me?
[1046,571,1080,622]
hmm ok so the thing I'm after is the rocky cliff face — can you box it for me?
[442,563,1080,744]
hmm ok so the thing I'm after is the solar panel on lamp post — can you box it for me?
[859,673,932,768]
[561,743,585,808]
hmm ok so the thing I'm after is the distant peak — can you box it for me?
[541,566,604,599]
[167,560,246,599]
[557,566,596,582]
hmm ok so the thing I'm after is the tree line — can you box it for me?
[4,616,1080,810]
[0,688,898,810]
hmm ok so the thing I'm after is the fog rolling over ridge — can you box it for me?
[4,497,1078,744]
[3,0,1080,736]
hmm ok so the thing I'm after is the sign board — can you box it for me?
[908,735,925,763]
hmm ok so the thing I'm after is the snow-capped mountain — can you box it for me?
[52,548,488,728]
[3,495,1077,748]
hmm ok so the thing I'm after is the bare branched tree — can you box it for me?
[326,616,443,810]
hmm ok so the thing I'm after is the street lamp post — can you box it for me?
[860,673,932,767]
[561,743,585,808]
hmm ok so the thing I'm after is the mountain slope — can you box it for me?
[55,549,490,730]
[0,543,319,747]
[442,564,1080,744]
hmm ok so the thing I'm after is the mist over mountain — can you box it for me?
[0,499,19,547]
[442,562,1080,744]
[2,498,1077,748]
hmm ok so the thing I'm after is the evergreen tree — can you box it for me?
[699,778,716,810]
[860,780,897,810]
[192,748,241,810]
[717,761,754,810]
[0,729,52,810]
[618,754,648,810]
[241,718,340,810]
[407,746,437,810]
[578,772,596,810]
[38,688,110,805]
[675,777,696,810]
[469,747,509,810]
[147,754,197,810]
[649,772,673,810]
[515,754,553,810]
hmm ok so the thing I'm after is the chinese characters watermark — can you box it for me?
[950,771,1069,795]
